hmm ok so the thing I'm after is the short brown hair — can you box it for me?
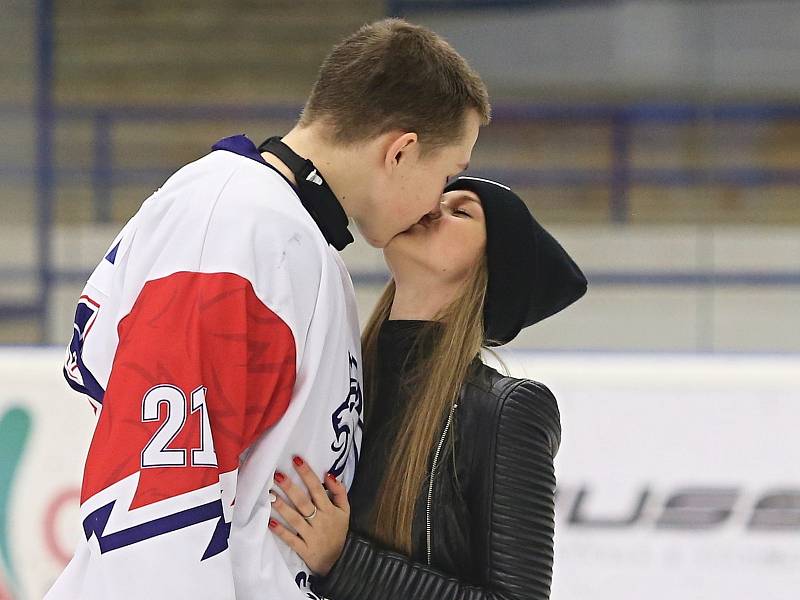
[300,18,490,152]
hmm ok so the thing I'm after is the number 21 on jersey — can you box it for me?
[141,384,218,469]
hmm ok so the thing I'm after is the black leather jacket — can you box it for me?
[311,360,561,600]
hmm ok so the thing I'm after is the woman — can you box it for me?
[267,176,587,599]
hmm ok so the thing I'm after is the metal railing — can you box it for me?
[3,99,800,343]
[6,101,800,225]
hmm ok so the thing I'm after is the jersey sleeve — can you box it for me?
[80,270,298,509]
[79,174,326,511]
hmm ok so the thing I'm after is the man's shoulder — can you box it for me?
[207,152,324,244]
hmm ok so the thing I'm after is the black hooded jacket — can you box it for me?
[310,320,561,600]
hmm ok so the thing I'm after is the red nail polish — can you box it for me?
[274,471,286,483]
[325,472,336,482]
[293,456,304,467]
[268,518,278,529]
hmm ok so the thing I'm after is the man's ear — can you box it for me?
[384,132,419,170]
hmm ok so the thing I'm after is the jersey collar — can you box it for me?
[212,134,354,251]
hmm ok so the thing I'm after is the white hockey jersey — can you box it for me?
[46,136,364,599]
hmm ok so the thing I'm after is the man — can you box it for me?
[47,17,489,600]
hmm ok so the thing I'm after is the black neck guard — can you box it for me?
[258,136,354,251]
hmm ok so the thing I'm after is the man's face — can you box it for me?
[358,109,482,248]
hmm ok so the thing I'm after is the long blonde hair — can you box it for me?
[360,257,490,554]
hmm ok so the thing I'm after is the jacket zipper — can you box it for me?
[426,401,458,565]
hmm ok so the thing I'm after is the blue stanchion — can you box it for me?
[34,0,54,343]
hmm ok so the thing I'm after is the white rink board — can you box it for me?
[0,348,96,600]
[491,351,800,600]
[0,348,798,600]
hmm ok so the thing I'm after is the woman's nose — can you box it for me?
[418,208,443,228]
[427,202,443,220]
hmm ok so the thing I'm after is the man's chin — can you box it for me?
[387,224,420,244]
[383,230,411,253]
[358,230,389,249]
[372,221,424,250]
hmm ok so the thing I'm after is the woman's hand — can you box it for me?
[268,455,350,577]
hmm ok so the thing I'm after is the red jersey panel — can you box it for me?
[81,271,296,509]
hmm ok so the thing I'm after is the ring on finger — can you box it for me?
[302,505,318,522]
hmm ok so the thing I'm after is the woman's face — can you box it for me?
[384,189,486,288]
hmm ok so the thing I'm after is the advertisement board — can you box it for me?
[497,352,800,600]
[0,349,798,599]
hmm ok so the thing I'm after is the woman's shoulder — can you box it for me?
[463,361,561,455]
[465,361,558,404]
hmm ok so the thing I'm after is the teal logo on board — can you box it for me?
[0,406,32,600]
